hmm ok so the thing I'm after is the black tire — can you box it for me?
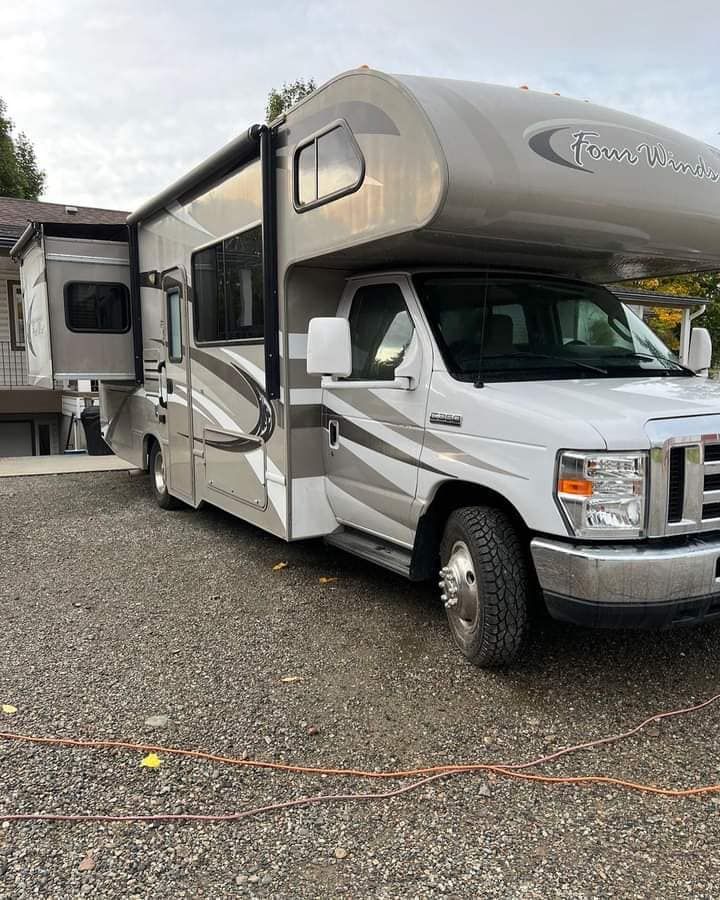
[149,442,181,510]
[439,505,529,667]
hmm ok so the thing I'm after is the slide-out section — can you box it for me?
[15,227,133,386]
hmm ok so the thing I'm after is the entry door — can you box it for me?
[321,278,431,547]
[162,270,194,503]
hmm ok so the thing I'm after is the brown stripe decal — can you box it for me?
[324,410,450,478]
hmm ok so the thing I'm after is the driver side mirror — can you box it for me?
[689,327,712,376]
[306,317,352,377]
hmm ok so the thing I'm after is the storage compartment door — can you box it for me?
[19,241,54,389]
[44,236,134,380]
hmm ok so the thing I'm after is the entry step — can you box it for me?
[325,528,412,577]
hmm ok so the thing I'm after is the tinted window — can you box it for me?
[347,284,414,381]
[192,225,263,343]
[64,282,130,333]
[167,289,182,362]
[294,122,363,210]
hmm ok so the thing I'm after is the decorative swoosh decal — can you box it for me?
[528,126,590,173]
[189,347,276,452]
[26,296,36,357]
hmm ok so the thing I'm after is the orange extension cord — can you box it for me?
[1,691,720,823]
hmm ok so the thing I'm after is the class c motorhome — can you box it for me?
[12,69,720,666]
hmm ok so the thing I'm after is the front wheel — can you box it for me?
[149,442,181,510]
[439,506,529,667]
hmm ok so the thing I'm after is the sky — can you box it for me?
[1,0,719,212]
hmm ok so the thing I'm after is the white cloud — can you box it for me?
[0,0,717,210]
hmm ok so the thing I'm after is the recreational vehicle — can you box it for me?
[12,70,720,667]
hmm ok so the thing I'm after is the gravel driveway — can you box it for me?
[2,471,720,899]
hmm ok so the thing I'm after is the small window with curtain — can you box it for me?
[192,225,264,343]
[294,120,364,211]
[64,282,130,333]
[166,289,183,362]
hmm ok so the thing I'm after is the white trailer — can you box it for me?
[12,69,720,666]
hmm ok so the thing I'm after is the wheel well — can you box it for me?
[410,480,530,581]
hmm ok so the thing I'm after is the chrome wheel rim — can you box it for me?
[440,540,479,634]
[153,449,166,494]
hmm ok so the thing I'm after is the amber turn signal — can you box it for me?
[558,478,593,496]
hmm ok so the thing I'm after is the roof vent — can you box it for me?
[65,205,78,215]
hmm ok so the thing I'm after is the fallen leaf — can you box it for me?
[280,676,303,684]
[78,855,96,872]
[1,704,17,715]
[272,562,288,571]
[318,577,337,584]
[140,752,162,769]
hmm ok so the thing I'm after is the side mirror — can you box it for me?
[306,317,352,377]
[689,327,712,376]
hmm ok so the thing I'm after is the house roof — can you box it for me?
[0,196,129,249]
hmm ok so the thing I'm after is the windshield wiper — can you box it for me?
[610,351,695,375]
[474,352,607,386]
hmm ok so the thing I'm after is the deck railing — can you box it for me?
[0,341,29,387]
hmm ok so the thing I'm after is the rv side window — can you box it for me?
[8,280,24,349]
[192,225,264,344]
[64,282,130,333]
[166,289,183,362]
[347,284,414,381]
[294,121,364,211]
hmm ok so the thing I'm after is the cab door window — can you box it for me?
[347,284,414,381]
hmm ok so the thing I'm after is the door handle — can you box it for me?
[328,418,339,449]
[166,378,174,394]
[157,361,167,409]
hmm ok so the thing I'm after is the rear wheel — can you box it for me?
[149,442,181,510]
[439,505,529,667]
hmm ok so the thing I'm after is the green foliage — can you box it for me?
[0,97,45,200]
[626,273,720,363]
[265,79,317,123]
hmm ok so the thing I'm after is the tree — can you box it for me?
[0,98,45,200]
[266,79,317,123]
[626,273,720,363]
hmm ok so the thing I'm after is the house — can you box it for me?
[0,197,128,456]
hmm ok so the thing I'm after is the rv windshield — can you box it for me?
[414,273,690,383]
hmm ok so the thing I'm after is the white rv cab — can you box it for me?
[13,70,720,667]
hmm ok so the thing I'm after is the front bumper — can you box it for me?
[531,534,720,629]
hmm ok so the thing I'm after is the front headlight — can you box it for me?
[555,451,647,538]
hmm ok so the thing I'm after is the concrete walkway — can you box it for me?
[0,454,137,478]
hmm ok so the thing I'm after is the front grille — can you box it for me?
[703,441,720,523]
[703,502,720,520]
[667,447,686,523]
[659,439,720,532]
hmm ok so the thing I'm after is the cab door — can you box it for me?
[321,276,432,547]
[161,269,194,504]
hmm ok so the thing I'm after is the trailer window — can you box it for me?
[192,225,263,343]
[346,284,414,381]
[294,120,364,211]
[64,282,130,333]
